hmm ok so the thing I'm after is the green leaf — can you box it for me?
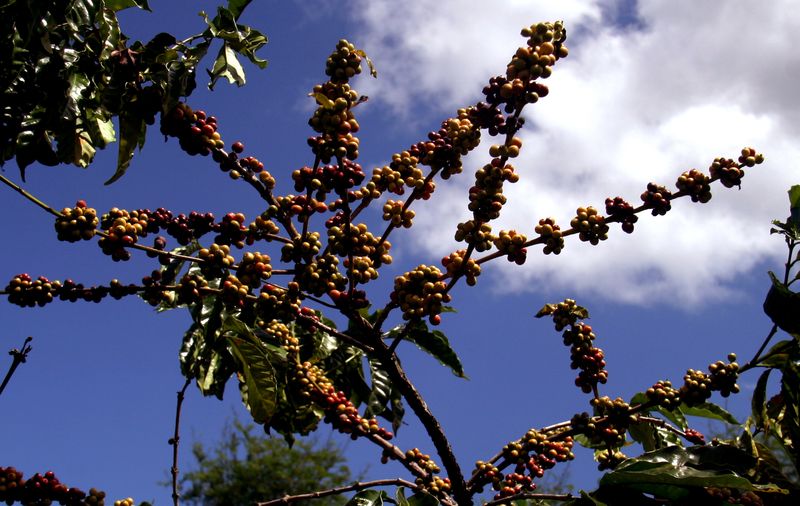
[600,445,756,491]
[789,185,800,225]
[407,491,439,506]
[226,0,252,19]
[105,0,150,11]
[208,43,246,89]
[225,317,278,424]
[763,271,800,334]
[757,339,799,368]
[396,321,466,378]
[395,487,409,506]
[364,357,392,418]
[314,92,335,109]
[346,490,387,506]
[107,111,146,184]
[752,369,773,430]
[681,402,739,425]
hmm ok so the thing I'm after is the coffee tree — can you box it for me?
[1,1,798,505]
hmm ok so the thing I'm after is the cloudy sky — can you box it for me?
[2,0,797,502]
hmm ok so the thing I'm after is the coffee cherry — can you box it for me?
[325,40,363,84]
[683,428,705,445]
[455,220,495,251]
[605,196,638,234]
[646,380,680,409]
[231,141,244,153]
[382,200,415,228]
[198,243,235,279]
[5,274,62,307]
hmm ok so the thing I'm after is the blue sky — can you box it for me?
[1,0,796,503]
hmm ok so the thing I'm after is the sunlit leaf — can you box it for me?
[208,43,246,89]
[225,316,278,424]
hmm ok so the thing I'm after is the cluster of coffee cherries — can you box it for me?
[678,354,740,407]
[391,265,451,324]
[534,218,565,255]
[441,250,481,286]
[605,197,638,234]
[160,103,223,156]
[645,379,681,410]
[0,467,107,505]
[471,429,574,499]
[468,159,519,224]
[5,274,62,307]
[54,201,98,242]
[454,220,495,252]
[538,300,607,393]
[676,169,712,203]
[382,200,415,228]
[401,449,451,496]
[679,353,739,406]
[706,487,763,505]
[493,230,528,265]
[292,160,366,201]
[570,206,609,245]
[564,322,608,393]
[307,40,364,163]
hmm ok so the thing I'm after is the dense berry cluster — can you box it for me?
[676,169,712,203]
[645,380,680,409]
[235,251,273,289]
[455,220,495,252]
[325,39,362,84]
[382,200,415,228]
[198,243,235,279]
[706,487,763,506]
[441,250,481,286]
[292,160,366,199]
[0,467,107,505]
[596,448,628,471]
[565,323,608,393]
[160,103,223,156]
[5,274,62,307]
[98,208,150,261]
[55,200,98,242]
[327,223,391,266]
[737,147,764,168]
[709,157,744,189]
[534,217,564,255]
[604,196,638,234]
[570,206,609,245]
[536,298,589,331]
[640,183,673,216]
[467,159,519,222]
[508,21,568,82]
[391,265,451,324]
[493,230,528,264]
[679,354,740,407]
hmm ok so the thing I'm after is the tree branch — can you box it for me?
[0,336,33,397]
[170,378,192,506]
[255,478,420,506]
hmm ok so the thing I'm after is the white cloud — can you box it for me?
[351,0,800,306]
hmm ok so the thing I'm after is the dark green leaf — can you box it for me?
[763,271,800,334]
[681,402,739,425]
[395,487,409,506]
[752,369,773,430]
[364,357,392,418]
[346,490,387,506]
[789,185,800,225]
[107,111,146,184]
[398,321,466,378]
[757,339,799,368]
[407,491,439,506]
[227,0,252,20]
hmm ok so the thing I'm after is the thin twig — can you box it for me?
[483,492,578,506]
[170,378,192,506]
[0,336,33,397]
[255,478,420,506]
[741,324,779,372]
[0,174,62,217]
